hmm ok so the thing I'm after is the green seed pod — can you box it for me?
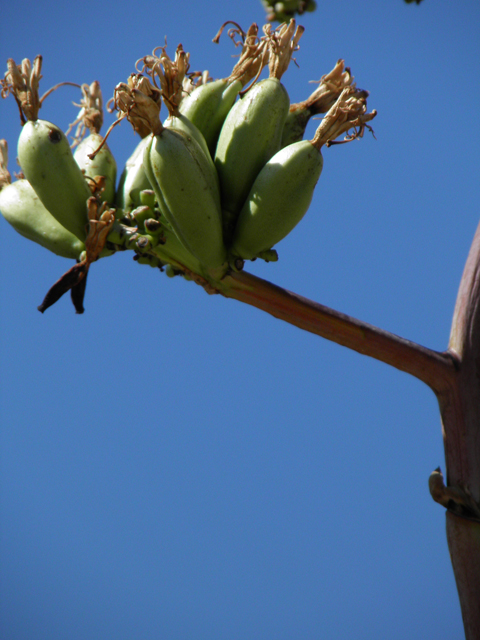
[74,132,117,204]
[18,120,91,241]
[0,178,85,259]
[144,128,226,269]
[70,81,117,204]
[139,189,156,209]
[230,140,323,260]
[179,78,243,156]
[280,107,310,148]
[215,77,290,241]
[165,264,177,278]
[164,112,212,165]
[115,136,152,212]
[231,87,377,259]
[131,205,153,227]
[215,20,304,244]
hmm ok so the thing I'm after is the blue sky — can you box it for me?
[1,0,479,638]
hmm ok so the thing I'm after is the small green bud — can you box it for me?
[132,205,153,227]
[139,189,156,209]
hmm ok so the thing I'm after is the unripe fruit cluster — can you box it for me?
[0,20,375,312]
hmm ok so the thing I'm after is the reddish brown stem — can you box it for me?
[441,219,480,639]
[217,270,456,395]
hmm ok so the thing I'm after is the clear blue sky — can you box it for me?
[1,1,479,638]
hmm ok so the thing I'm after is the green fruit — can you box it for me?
[74,132,117,204]
[231,140,323,259]
[115,136,152,212]
[214,78,290,243]
[164,113,212,165]
[0,179,85,259]
[179,78,243,156]
[144,128,226,269]
[231,85,376,259]
[17,119,91,241]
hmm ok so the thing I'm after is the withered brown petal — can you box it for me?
[70,269,88,314]
[37,262,88,313]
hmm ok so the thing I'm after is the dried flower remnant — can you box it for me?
[212,22,268,91]
[138,43,191,110]
[1,55,81,125]
[1,56,43,123]
[113,79,162,136]
[37,198,115,313]
[282,59,357,147]
[308,86,376,149]
[263,19,304,80]
[67,80,104,146]
[84,198,116,263]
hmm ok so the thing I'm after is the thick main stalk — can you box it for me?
[215,270,456,395]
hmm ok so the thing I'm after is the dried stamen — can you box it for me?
[66,80,104,147]
[311,86,377,149]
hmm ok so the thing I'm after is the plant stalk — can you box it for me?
[216,269,456,395]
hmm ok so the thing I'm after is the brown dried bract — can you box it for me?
[429,468,480,520]
[37,261,88,314]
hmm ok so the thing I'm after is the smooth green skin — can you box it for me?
[214,78,290,227]
[231,140,323,260]
[179,78,242,156]
[115,136,152,212]
[151,225,204,276]
[0,179,85,259]
[144,129,226,269]
[74,133,117,204]
[18,120,91,241]
[164,113,212,167]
